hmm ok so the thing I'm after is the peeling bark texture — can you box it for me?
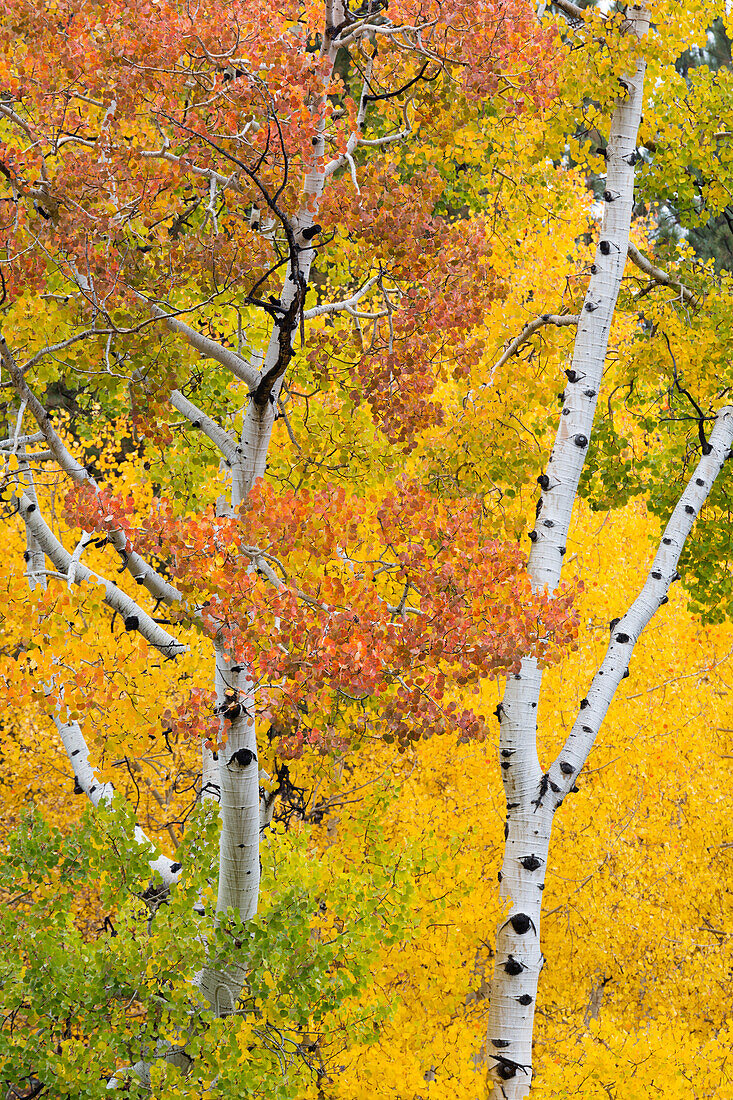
[486,8,650,1096]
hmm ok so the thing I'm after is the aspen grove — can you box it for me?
[1,0,733,1096]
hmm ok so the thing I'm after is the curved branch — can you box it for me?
[491,313,579,376]
[169,389,239,462]
[1,333,183,607]
[627,241,700,309]
[550,0,586,23]
[53,715,181,887]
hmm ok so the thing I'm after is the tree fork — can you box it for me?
[486,6,650,1096]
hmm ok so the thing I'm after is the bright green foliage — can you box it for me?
[0,792,418,1098]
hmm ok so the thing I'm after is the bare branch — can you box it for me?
[149,305,261,389]
[627,241,700,308]
[1,334,183,607]
[491,313,580,376]
[302,274,380,319]
[169,389,239,462]
[550,0,586,23]
[19,494,188,658]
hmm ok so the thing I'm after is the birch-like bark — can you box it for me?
[18,494,186,658]
[54,714,181,888]
[190,2,350,957]
[195,645,259,1012]
[1,335,182,607]
[486,7,650,1095]
[8,420,183,895]
[234,4,348,504]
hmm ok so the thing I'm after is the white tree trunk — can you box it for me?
[206,1,349,944]
[486,7,651,1095]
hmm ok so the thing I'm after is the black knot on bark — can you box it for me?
[73,777,83,794]
[580,697,589,709]
[221,692,242,722]
[229,747,257,767]
[504,956,524,976]
[537,474,550,490]
[560,761,574,775]
[496,1062,517,1080]
[565,369,578,382]
[615,633,630,643]
[510,912,534,935]
[599,240,611,255]
[169,862,182,873]
[528,530,538,542]
[695,477,705,486]
[520,855,541,871]
[573,434,588,448]
[517,994,533,1005]
[684,505,695,515]
[124,616,139,631]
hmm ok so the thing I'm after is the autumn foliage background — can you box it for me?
[1,0,733,1096]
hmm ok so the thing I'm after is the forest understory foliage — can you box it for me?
[1,0,733,1096]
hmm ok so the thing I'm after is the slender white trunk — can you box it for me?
[195,644,259,1013]
[486,407,733,1097]
[211,5,349,952]
[486,8,650,1095]
[213,644,260,921]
